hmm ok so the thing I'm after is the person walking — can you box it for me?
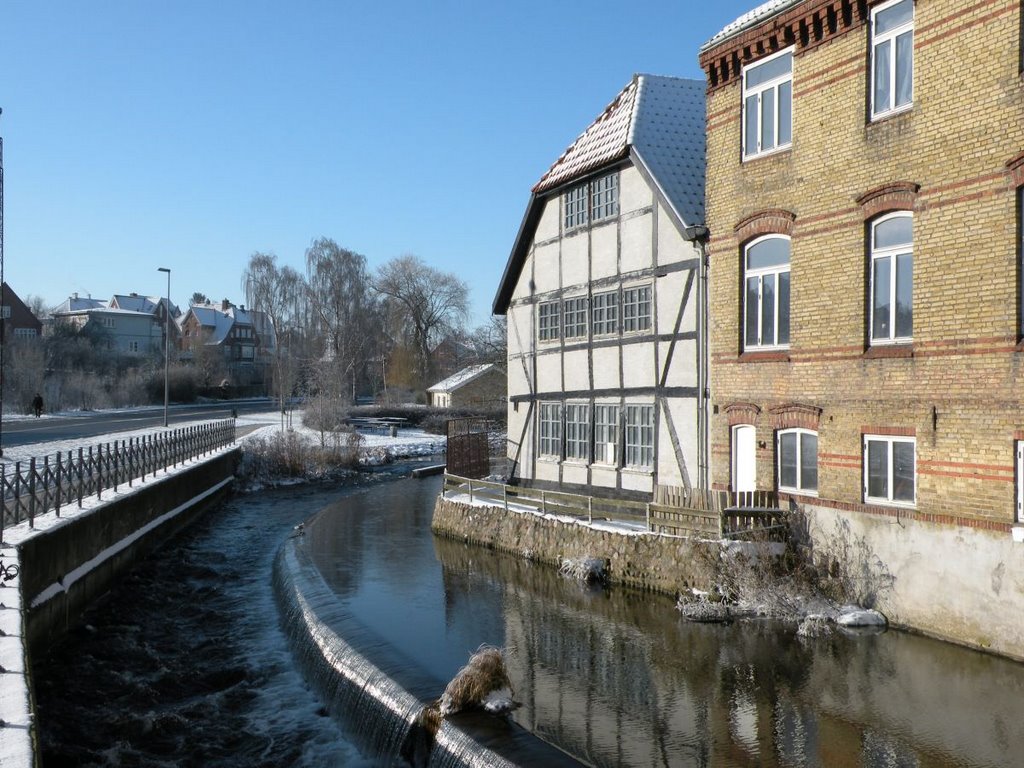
[31,392,43,417]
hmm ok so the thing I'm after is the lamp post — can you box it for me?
[157,267,170,427]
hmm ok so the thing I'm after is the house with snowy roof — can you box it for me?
[178,299,276,386]
[427,363,506,409]
[109,292,182,353]
[492,73,708,501]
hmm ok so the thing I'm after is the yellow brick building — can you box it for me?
[700,0,1024,530]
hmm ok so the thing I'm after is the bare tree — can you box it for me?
[373,254,469,388]
[304,238,380,401]
[469,315,507,366]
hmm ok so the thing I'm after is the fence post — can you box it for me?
[28,458,37,529]
[468,479,474,504]
[77,448,84,507]
[588,496,593,524]
[503,483,508,511]
[56,452,63,516]
[541,490,546,515]
[93,445,101,501]
[14,462,21,526]
[113,441,119,493]
[0,465,5,542]
[645,502,651,532]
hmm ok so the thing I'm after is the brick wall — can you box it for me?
[703,0,1024,523]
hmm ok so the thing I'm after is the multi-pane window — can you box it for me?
[564,184,589,230]
[538,301,561,342]
[864,434,915,505]
[563,172,619,230]
[593,405,619,465]
[563,296,588,339]
[101,317,115,328]
[624,404,655,469]
[539,403,562,458]
[591,173,619,222]
[622,285,652,333]
[744,236,791,349]
[128,340,140,353]
[870,213,913,343]
[778,429,818,494]
[871,0,913,119]
[1018,188,1024,338]
[592,290,619,335]
[565,403,591,462]
[13,328,37,339]
[742,48,793,159]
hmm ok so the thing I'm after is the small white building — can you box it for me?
[427,363,506,409]
[492,74,708,501]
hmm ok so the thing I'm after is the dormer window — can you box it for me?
[742,49,793,160]
[563,171,620,231]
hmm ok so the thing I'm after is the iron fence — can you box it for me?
[1,419,236,537]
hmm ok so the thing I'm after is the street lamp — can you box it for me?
[157,267,170,427]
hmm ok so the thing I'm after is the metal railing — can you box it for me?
[1,419,236,536]
[442,474,788,539]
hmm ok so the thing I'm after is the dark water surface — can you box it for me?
[34,468,1024,767]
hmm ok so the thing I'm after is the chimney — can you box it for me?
[72,292,78,300]
[221,299,230,311]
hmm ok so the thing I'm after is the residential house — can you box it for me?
[52,294,161,356]
[109,293,181,352]
[700,0,1024,652]
[493,74,708,500]
[427,363,506,409]
[0,282,43,341]
[179,299,276,386]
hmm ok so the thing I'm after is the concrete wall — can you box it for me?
[20,448,240,651]
[432,496,717,596]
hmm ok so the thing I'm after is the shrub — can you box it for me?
[237,429,363,486]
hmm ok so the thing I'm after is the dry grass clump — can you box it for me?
[237,429,362,487]
[559,556,608,584]
[438,645,515,717]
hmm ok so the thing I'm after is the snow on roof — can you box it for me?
[111,294,158,313]
[188,305,236,344]
[533,74,705,228]
[427,363,496,393]
[701,0,802,51]
[53,296,107,313]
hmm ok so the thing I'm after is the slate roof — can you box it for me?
[427,363,496,394]
[53,296,107,314]
[701,0,802,51]
[493,74,706,314]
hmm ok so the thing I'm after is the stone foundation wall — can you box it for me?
[432,496,717,596]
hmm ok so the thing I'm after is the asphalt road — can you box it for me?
[0,398,276,453]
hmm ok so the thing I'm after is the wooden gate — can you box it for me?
[446,418,490,479]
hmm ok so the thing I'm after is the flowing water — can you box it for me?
[34,468,1024,767]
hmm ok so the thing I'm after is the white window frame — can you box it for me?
[869,212,913,345]
[564,403,591,463]
[538,402,562,459]
[591,172,619,222]
[563,296,588,339]
[592,290,619,336]
[777,428,818,495]
[863,434,916,506]
[593,404,619,466]
[622,285,652,334]
[538,300,560,342]
[128,340,140,353]
[564,183,589,231]
[742,47,793,160]
[101,316,115,329]
[743,235,791,350]
[13,327,37,339]
[624,404,655,470]
[1016,441,1024,523]
[870,0,914,120]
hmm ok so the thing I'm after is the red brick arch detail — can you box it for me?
[1007,151,1024,188]
[855,182,921,220]
[733,209,796,244]
[769,403,822,430]
[723,402,762,426]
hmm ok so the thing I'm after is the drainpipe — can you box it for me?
[685,225,711,490]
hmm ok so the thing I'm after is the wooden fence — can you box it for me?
[1,419,236,537]
[442,474,787,539]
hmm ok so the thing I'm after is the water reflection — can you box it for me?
[305,475,1024,768]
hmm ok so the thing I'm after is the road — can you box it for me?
[0,399,277,453]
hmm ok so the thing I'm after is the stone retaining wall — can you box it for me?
[432,496,718,596]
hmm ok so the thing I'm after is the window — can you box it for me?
[539,402,562,458]
[744,236,791,349]
[538,301,560,342]
[1019,188,1023,338]
[871,0,913,119]
[778,429,818,494]
[565,403,591,462]
[622,285,652,333]
[128,340,140,353]
[563,171,619,230]
[593,405,619,465]
[13,328,37,339]
[742,48,793,159]
[624,404,654,469]
[592,290,619,335]
[864,434,915,505]
[591,173,619,222]
[563,297,588,339]
[101,317,115,328]
[1016,441,1024,523]
[870,213,913,343]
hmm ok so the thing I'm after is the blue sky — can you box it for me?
[2,0,756,325]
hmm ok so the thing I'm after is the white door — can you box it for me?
[1017,442,1023,523]
[732,425,757,493]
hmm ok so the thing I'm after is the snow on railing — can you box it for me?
[0,418,236,537]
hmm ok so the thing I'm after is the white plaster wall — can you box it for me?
[655,271,685,332]
[532,242,560,295]
[507,304,533,358]
[621,342,655,390]
[660,340,697,388]
[535,459,560,484]
[535,196,559,243]
[592,346,620,390]
[563,350,589,391]
[618,166,650,215]
[511,250,535,302]
[656,201,687,268]
[535,350,561,394]
[590,466,618,489]
[591,226,618,281]
[621,470,653,494]
[809,505,1024,661]
[561,464,588,486]
[560,233,586,289]
[619,215,652,275]
[661,398,698,487]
